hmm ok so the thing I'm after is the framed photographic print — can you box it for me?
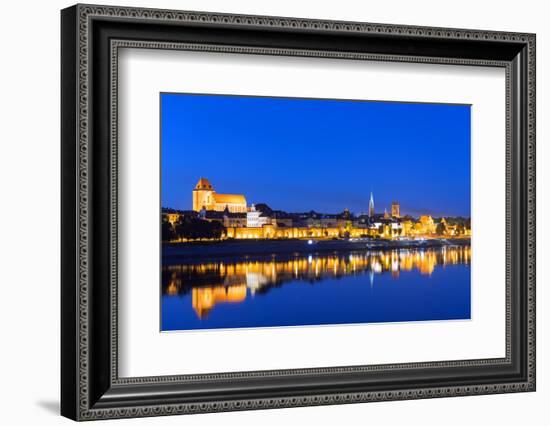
[61,4,536,421]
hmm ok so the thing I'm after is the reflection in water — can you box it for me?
[163,246,470,319]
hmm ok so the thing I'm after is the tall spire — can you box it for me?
[369,192,375,217]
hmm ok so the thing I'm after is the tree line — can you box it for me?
[162,216,225,242]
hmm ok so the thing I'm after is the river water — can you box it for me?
[161,245,471,331]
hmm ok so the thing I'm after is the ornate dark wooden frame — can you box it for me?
[61,3,536,421]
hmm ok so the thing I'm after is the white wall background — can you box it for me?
[0,0,547,424]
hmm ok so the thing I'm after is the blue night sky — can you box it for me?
[161,93,471,217]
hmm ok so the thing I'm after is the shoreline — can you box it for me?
[162,238,471,265]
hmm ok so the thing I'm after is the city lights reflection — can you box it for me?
[163,246,470,319]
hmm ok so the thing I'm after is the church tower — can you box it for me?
[391,201,400,218]
[369,192,375,217]
[192,177,215,211]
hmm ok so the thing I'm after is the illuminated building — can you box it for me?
[165,213,180,225]
[391,201,400,218]
[176,180,471,241]
[401,220,414,236]
[418,215,436,234]
[192,177,247,213]
[223,210,247,228]
[246,204,270,228]
[390,222,403,236]
[226,224,343,239]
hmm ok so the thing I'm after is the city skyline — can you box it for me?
[161,93,471,217]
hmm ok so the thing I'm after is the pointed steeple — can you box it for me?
[369,192,375,217]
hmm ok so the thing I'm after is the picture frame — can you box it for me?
[61,3,536,421]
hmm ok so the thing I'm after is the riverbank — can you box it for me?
[162,237,471,264]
